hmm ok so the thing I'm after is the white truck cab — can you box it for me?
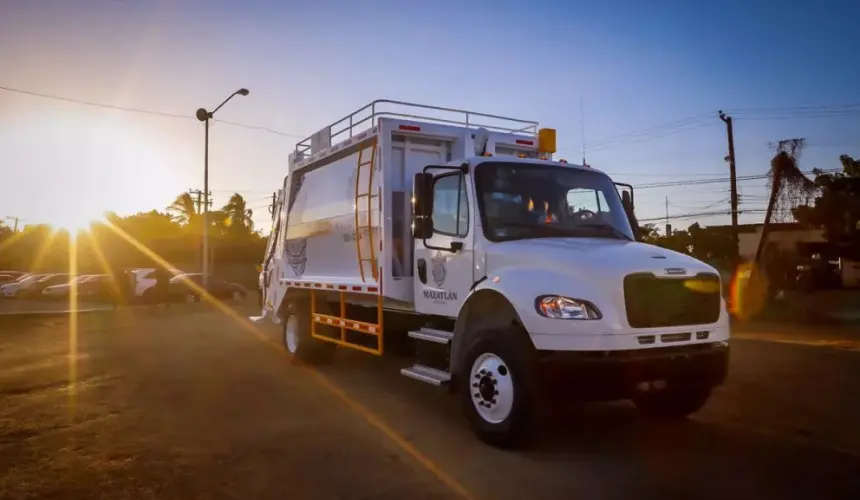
[254,100,730,447]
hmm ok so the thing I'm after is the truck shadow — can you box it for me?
[327,350,860,499]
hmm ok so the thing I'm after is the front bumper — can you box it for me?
[529,324,730,351]
[538,341,729,402]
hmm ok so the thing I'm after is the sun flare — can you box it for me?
[53,210,105,234]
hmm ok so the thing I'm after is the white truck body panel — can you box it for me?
[469,239,730,351]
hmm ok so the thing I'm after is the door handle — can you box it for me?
[417,258,427,284]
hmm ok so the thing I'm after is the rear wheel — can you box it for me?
[459,327,539,449]
[633,385,712,418]
[283,300,336,365]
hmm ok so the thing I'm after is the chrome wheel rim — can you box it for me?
[469,352,514,424]
[285,315,299,354]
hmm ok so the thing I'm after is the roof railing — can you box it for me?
[294,99,540,156]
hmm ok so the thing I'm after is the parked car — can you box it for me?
[75,274,116,301]
[0,274,19,285]
[129,268,156,298]
[130,267,183,301]
[168,273,247,302]
[42,274,113,300]
[0,271,28,279]
[41,275,91,299]
[18,274,74,299]
[1,273,49,298]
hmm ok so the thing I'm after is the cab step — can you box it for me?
[407,327,454,344]
[400,364,451,386]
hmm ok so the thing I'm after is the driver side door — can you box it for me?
[413,171,474,318]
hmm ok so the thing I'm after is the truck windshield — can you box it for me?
[474,162,635,242]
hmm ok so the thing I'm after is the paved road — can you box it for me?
[1,307,859,499]
[0,299,114,315]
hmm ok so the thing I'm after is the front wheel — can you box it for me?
[459,327,539,449]
[633,385,712,418]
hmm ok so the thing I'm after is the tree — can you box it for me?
[0,221,13,241]
[793,154,860,256]
[167,193,199,226]
[687,222,735,261]
[660,228,693,255]
[222,193,254,235]
[639,224,661,245]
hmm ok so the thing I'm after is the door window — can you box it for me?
[432,174,469,237]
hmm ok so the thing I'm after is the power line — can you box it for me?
[584,114,713,148]
[585,117,717,153]
[0,84,306,138]
[727,103,860,114]
[639,209,768,223]
[632,168,838,190]
[668,197,732,210]
[581,103,860,153]
[607,171,733,178]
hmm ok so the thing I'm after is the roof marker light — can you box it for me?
[399,125,421,132]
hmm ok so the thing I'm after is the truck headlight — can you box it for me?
[535,295,601,320]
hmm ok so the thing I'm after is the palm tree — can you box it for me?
[222,193,254,233]
[756,139,815,264]
[167,193,198,225]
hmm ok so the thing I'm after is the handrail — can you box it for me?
[295,99,540,156]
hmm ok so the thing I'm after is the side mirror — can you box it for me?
[615,183,641,241]
[621,191,634,213]
[412,172,434,239]
[621,192,642,240]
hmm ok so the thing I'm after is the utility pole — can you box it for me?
[268,191,277,217]
[4,216,22,232]
[188,189,212,214]
[187,189,212,276]
[189,189,203,213]
[718,110,739,260]
[665,197,671,235]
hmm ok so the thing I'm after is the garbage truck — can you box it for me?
[253,99,730,447]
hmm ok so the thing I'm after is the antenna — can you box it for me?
[580,96,587,166]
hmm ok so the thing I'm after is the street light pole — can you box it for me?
[196,88,249,288]
[202,116,210,288]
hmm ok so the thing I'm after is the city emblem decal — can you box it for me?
[285,237,308,277]
[423,252,457,302]
[431,253,447,287]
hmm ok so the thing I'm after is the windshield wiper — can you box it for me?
[572,223,633,241]
[496,222,572,236]
[494,221,632,241]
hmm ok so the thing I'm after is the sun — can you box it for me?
[53,210,105,235]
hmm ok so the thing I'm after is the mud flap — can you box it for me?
[249,298,282,324]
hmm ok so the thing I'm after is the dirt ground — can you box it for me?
[2,303,860,499]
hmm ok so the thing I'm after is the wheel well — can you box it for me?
[277,288,310,319]
[450,289,525,376]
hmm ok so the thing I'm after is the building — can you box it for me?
[710,222,859,288]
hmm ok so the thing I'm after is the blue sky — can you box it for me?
[1,0,858,232]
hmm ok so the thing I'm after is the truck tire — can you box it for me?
[633,385,712,419]
[283,301,337,365]
[459,326,539,449]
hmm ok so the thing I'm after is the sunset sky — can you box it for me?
[1,0,858,233]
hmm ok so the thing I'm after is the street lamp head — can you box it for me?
[237,88,250,96]
[196,108,210,122]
